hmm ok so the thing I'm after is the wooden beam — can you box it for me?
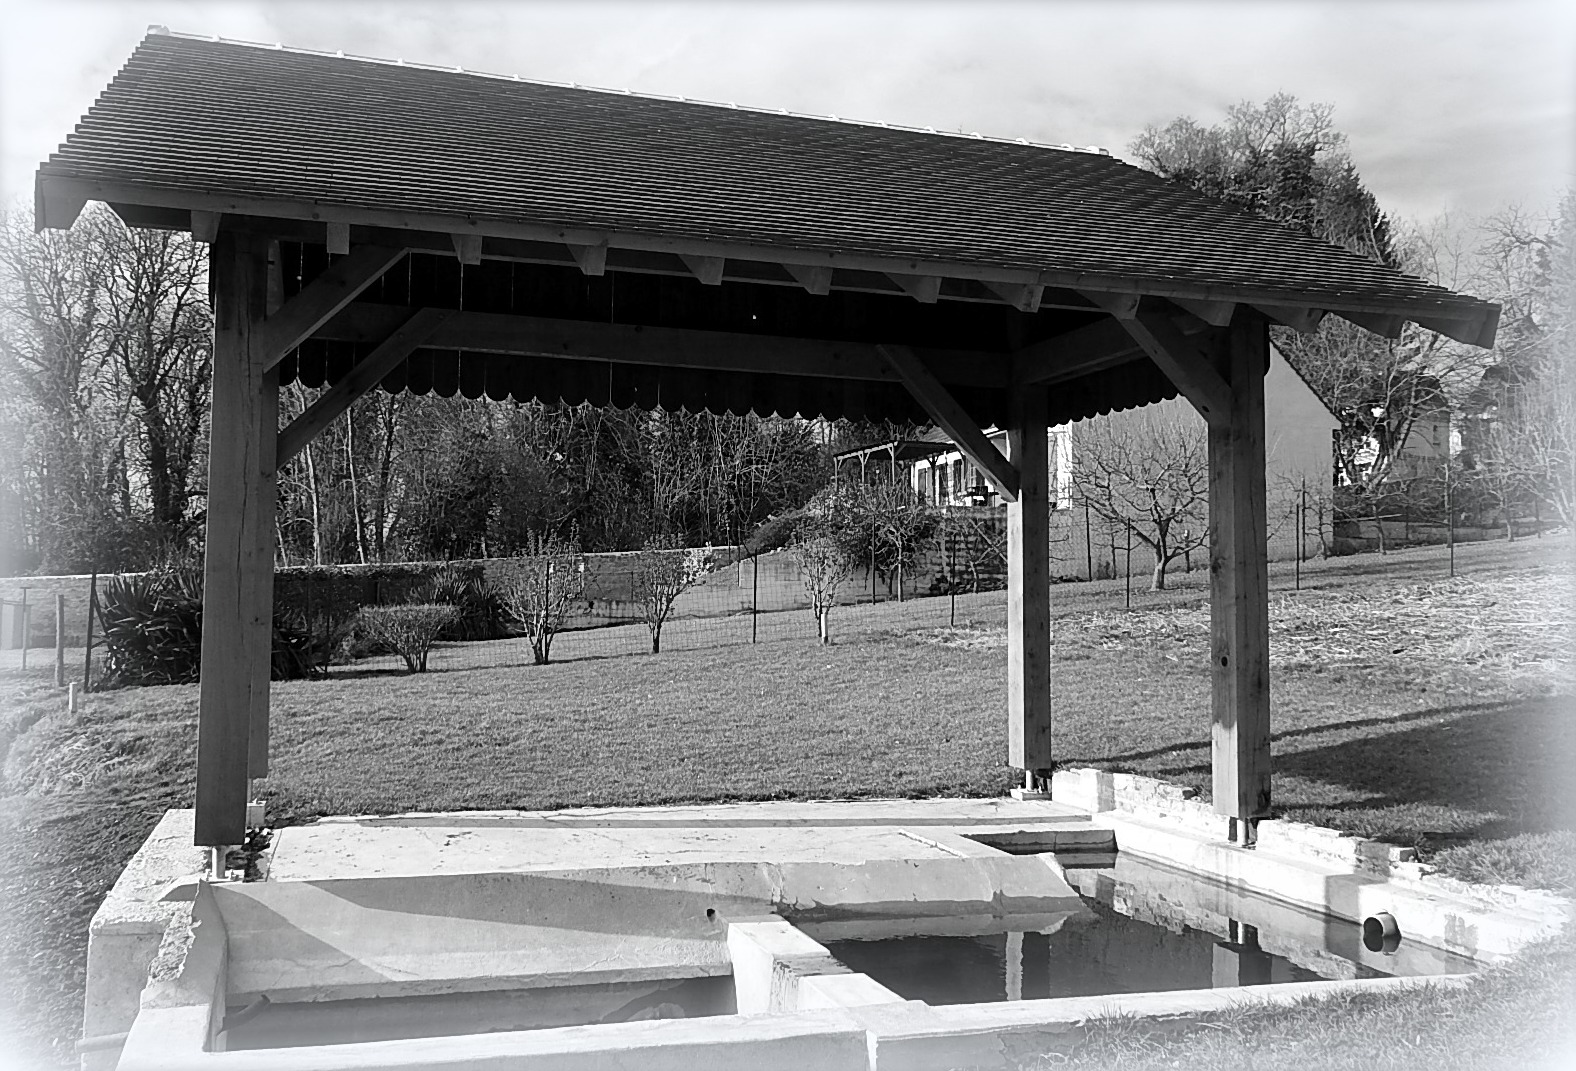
[1088,295,1233,427]
[326,221,350,256]
[277,308,456,465]
[315,304,1013,388]
[679,254,726,286]
[887,273,942,304]
[567,241,608,276]
[984,281,1044,313]
[1006,383,1052,776]
[876,343,1019,501]
[1416,307,1501,349]
[247,364,279,780]
[1079,289,1138,318]
[191,210,221,244]
[451,233,483,266]
[196,233,271,847]
[1340,309,1405,339]
[1252,303,1326,333]
[256,246,407,372]
[30,174,1501,346]
[784,263,833,296]
[33,173,88,232]
[1172,297,1236,327]
[1011,317,1142,387]
[1209,316,1272,839]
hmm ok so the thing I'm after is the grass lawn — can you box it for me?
[0,536,1572,1069]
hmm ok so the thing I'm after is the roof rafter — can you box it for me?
[876,343,1019,501]
[37,173,1498,346]
[312,303,1013,387]
[887,273,941,304]
[679,254,726,286]
[278,307,455,465]
[257,246,408,372]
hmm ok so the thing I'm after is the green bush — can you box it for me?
[417,565,510,641]
[97,569,333,688]
[354,604,459,673]
[97,570,204,687]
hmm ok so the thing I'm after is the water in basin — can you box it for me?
[222,975,735,1049]
[822,853,1479,1006]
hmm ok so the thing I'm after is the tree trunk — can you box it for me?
[346,411,368,564]
[1151,556,1168,591]
[651,628,662,655]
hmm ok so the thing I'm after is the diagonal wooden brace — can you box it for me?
[876,343,1019,502]
[1085,293,1232,427]
[277,308,455,465]
[258,246,408,372]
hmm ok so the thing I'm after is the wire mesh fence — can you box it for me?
[0,509,1568,685]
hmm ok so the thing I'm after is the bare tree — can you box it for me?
[1071,410,1209,591]
[502,531,587,665]
[792,521,854,644]
[0,208,125,571]
[96,214,211,543]
[633,536,709,654]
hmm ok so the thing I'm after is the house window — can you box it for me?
[938,460,950,503]
[953,459,965,499]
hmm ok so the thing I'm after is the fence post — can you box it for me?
[1446,463,1455,578]
[1084,501,1093,581]
[83,573,98,692]
[751,552,758,644]
[870,517,877,604]
[55,593,66,686]
[1124,522,1132,609]
[18,588,28,671]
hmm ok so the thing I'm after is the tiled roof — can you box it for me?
[40,32,1495,330]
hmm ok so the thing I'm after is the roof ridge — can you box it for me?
[141,25,1115,159]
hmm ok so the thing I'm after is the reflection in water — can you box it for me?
[825,900,1333,1005]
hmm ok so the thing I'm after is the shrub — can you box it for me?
[417,565,510,641]
[632,537,711,654]
[354,604,459,673]
[501,532,586,665]
[96,570,204,687]
[791,521,855,645]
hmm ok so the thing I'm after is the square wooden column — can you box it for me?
[1208,317,1272,837]
[195,232,274,847]
[1007,384,1053,781]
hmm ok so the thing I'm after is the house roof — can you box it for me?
[37,31,1497,345]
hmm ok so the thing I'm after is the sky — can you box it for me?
[0,0,1572,227]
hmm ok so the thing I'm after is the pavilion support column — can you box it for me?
[1209,316,1272,841]
[246,362,279,780]
[196,232,273,849]
[1007,384,1053,786]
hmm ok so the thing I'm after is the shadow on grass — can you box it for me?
[1083,699,1526,769]
[1271,695,1576,835]
[1074,695,1576,843]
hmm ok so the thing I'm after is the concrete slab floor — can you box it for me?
[267,799,1103,881]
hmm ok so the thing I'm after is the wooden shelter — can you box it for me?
[36,30,1499,856]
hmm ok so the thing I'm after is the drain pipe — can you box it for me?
[1363,912,1402,954]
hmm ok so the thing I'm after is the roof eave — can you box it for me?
[35,169,1502,348]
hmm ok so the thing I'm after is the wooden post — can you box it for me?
[196,232,272,847]
[1007,385,1052,782]
[247,361,280,780]
[83,573,97,691]
[1208,317,1272,840]
[54,593,65,686]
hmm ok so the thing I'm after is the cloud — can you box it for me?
[4,0,1571,222]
